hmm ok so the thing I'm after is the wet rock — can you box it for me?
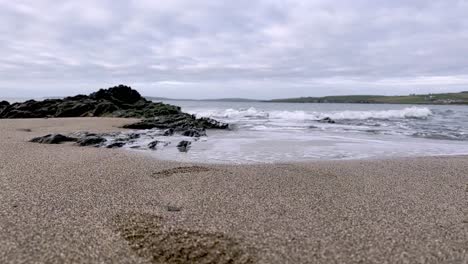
[148,140,170,150]
[319,117,336,124]
[106,142,126,148]
[163,128,174,136]
[148,140,161,150]
[109,133,140,145]
[126,133,141,140]
[70,131,100,138]
[122,120,157,130]
[197,117,230,129]
[122,114,189,130]
[123,114,228,132]
[177,141,192,152]
[18,84,229,151]
[181,129,206,137]
[76,136,107,147]
[30,134,77,144]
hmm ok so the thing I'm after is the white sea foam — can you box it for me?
[136,101,468,163]
[321,107,432,120]
[193,107,269,119]
[192,106,432,121]
[269,110,316,120]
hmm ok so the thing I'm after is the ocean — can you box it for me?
[138,100,468,163]
[4,97,468,163]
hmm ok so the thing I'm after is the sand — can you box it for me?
[0,118,467,263]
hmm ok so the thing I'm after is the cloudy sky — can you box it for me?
[1,0,468,99]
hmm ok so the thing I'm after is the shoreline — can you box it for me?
[134,149,468,166]
[263,100,468,106]
[1,117,467,263]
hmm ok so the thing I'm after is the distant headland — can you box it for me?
[150,91,468,105]
[267,91,468,105]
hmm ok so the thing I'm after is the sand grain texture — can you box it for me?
[0,118,467,263]
[152,166,214,179]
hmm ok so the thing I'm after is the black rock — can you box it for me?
[163,128,174,136]
[126,133,141,140]
[0,85,229,136]
[122,114,188,130]
[0,100,9,112]
[148,140,170,150]
[89,85,142,104]
[177,141,192,152]
[319,117,336,124]
[64,94,88,101]
[0,85,193,120]
[92,101,119,116]
[76,136,107,147]
[197,117,230,129]
[30,134,77,144]
[106,142,126,148]
[0,100,9,107]
[55,101,95,117]
[148,140,161,150]
[70,131,99,138]
[121,120,156,130]
[123,114,228,132]
[181,129,206,137]
[0,99,57,118]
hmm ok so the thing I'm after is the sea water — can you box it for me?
[130,100,468,164]
[6,96,468,163]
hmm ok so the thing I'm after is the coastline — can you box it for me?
[1,118,467,263]
[263,100,468,106]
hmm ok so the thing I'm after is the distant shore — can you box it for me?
[1,117,467,263]
[266,91,468,105]
[5,90,468,106]
[153,91,468,105]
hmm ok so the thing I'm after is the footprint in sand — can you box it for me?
[152,166,213,179]
[112,213,256,264]
[17,128,32,132]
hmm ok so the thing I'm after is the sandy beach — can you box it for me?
[0,118,467,263]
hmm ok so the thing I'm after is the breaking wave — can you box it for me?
[321,107,432,120]
[192,106,432,121]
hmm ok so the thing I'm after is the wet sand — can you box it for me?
[0,118,467,263]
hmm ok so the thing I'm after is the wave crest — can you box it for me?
[192,106,432,121]
[322,107,432,120]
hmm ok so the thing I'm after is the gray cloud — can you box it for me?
[1,0,468,99]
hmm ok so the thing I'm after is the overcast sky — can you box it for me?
[1,0,468,99]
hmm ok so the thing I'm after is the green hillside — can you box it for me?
[268,92,468,105]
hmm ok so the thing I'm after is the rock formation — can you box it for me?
[1,85,228,134]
